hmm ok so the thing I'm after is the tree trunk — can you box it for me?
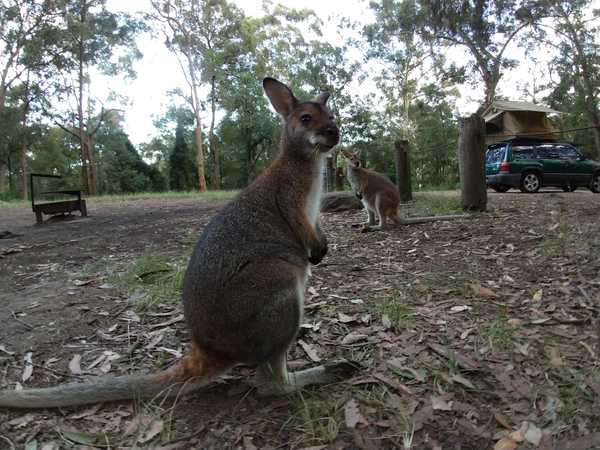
[209,76,221,190]
[194,124,207,192]
[0,161,7,193]
[394,140,413,203]
[20,142,28,200]
[458,114,487,211]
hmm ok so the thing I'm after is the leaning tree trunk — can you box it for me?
[458,114,487,211]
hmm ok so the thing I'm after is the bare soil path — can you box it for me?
[0,191,599,450]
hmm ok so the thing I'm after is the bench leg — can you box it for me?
[35,211,43,225]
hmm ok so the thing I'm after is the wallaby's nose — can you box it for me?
[324,125,339,141]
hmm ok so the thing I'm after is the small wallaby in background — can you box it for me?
[341,148,464,231]
[0,78,355,409]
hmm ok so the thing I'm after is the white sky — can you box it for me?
[102,0,600,145]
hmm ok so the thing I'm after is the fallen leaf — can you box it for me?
[381,314,392,329]
[149,314,184,329]
[547,347,563,368]
[70,404,102,419]
[8,414,35,428]
[298,339,321,362]
[73,279,95,286]
[523,422,542,446]
[69,354,82,375]
[451,373,475,389]
[341,332,368,345]
[344,398,367,428]
[139,419,164,443]
[25,440,38,450]
[532,289,543,302]
[0,344,15,355]
[430,395,452,411]
[494,437,517,450]
[61,430,98,445]
[449,305,472,313]
[22,352,33,383]
[338,312,356,323]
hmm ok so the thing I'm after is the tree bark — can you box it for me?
[20,143,28,200]
[209,76,220,190]
[0,161,7,193]
[394,139,412,203]
[458,114,487,211]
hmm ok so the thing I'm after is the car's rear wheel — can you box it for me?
[492,185,510,193]
[591,173,600,193]
[520,172,541,193]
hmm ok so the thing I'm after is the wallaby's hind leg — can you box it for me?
[353,203,375,227]
[254,352,358,395]
[364,194,386,231]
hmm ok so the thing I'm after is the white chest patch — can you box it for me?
[306,155,325,226]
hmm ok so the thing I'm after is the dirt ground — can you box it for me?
[0,190,599,450]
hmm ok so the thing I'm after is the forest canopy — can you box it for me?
[0,0,598,199]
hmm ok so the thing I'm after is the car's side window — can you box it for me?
[557,145,581,160]
[512,145,536,160]
[536,144,561,159]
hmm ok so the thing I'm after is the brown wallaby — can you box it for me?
[341,148,464,231]
[0,78,355,409]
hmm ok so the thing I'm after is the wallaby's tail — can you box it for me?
[0,345,229,409]
[396,211,467,225]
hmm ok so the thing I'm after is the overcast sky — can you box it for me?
[102,0,599,145]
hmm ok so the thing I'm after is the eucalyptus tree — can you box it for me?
[532,0,600,156]
[149,0,245,191]
[49,0,144,195]
[0,0,63,192]
[418,0,535,110]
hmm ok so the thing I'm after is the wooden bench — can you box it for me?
[30,174,87,224]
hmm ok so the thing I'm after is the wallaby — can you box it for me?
[0,78,355,409]
[341,148,464,231]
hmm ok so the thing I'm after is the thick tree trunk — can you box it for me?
[0,161,7,193]
[458,114,487,211]
[394,140,412,203]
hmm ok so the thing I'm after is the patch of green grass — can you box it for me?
[408,192,463,217]
[480,316,515,349]
[375,291,416,330]
[98,253,188,311]
[91,190,238,204]
[0,190,239,209]
[549,368,596,425]
[283,390,345,445]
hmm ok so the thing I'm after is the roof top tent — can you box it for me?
[482,100,563,146]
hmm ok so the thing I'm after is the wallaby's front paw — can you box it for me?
[308,242,327,265]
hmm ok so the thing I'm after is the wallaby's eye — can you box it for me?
[300,114,312,124]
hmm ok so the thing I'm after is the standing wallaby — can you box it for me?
[0,78,355,409]
[341,148,464,231]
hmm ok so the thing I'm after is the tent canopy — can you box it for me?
[483,101,563,146]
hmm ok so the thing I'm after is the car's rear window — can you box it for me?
[512,145,536,160]
[486,145,506,163]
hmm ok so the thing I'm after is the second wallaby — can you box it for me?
[341,148,464,231]
[0,78,355,409]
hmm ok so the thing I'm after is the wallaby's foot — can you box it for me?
[254,360,359,396]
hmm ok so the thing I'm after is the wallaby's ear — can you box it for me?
[314,92,330,105]
[263,78,298,117]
